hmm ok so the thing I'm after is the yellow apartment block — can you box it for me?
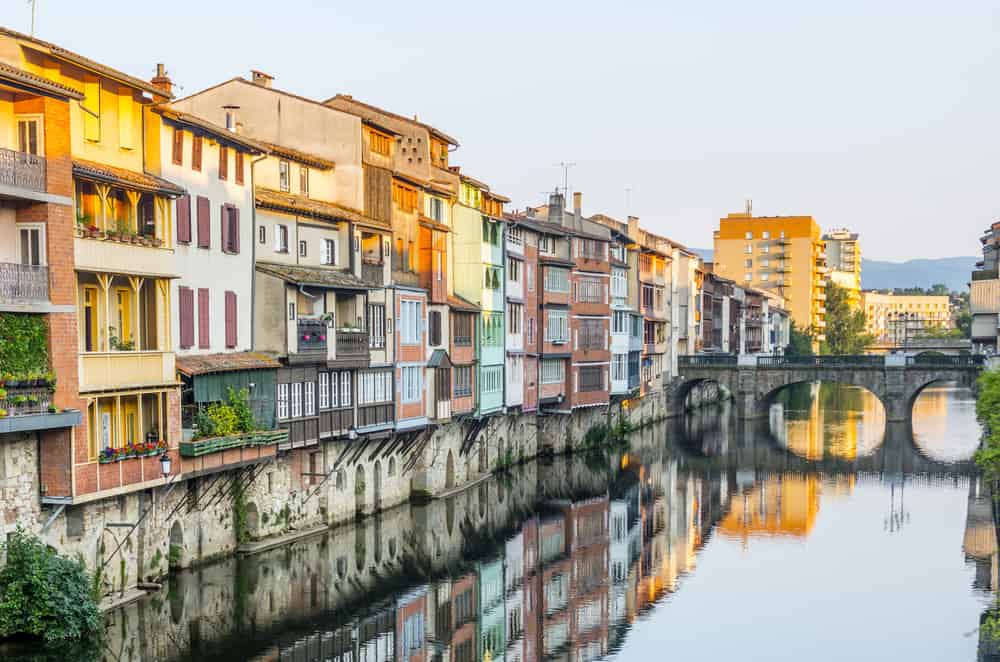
[713,212,827,340]
[823,229,862,309]
[861,291,952,343]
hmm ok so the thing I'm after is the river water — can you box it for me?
[10,382,997,661]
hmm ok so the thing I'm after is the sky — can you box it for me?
[5,0,999,261]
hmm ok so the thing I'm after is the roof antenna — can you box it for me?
[28,0,37,36]
[745,198,753,215]
[554,162,576,200]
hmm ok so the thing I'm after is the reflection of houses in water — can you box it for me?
[964,478,999,594]
[777,383,884,461]
[718,474,821,545]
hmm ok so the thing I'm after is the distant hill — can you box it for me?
[691,249,975,293]
[860,257,977,292]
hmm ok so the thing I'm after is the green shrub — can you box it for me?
[975,369,1000,479]
[227,387,255,433]
[583,424,609,448]
[206,402,239,436]
[0,528,100,644]
[0,314,48,375]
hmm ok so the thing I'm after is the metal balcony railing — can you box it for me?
[361,262,385,286]
[335,329,369,357]
[296,319,327,353]
[0,262,48,302]
[0,148,46,193]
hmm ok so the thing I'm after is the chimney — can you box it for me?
[573,191,582,219]
[150,63,172,97]
[250,70,274,88]
[627,215,639,239]
[548,191,565,226]
[223,105,240,133]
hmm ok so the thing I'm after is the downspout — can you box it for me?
[249,154,267,349]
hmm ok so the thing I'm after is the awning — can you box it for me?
[176,352,280,377]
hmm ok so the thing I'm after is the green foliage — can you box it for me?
[206,402,239,436]
[583,424,610,448]
[0,528,100,645]
[974,370,1000,479]
[821,282,873,355]
[193,388,257,440]
[0,314,48,375]
[227,388,255,434]
[956,310,973,339]
[232,482,250,544]
[785,320,814,356]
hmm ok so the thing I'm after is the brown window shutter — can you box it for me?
[179,286,194,349]
[219,145,228,181]
[198,288,210,349]
[197,196,210,248]
[172,128,183,165]
[225,291,237,348]
[220,204,229,253]
[192,135,202,171]
[232,207,240,254]
[235,151,244,185]
[176,195,191,243]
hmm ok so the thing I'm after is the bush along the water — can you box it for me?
[974,369,1000,480]
[0,528,101,645]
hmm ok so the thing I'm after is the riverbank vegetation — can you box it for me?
[820,283,873,354]
[974,369,1000,479]
[0,529,100,646]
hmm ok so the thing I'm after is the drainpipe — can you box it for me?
[249,154,267,349]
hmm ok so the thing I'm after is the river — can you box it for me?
[9,382,996,661]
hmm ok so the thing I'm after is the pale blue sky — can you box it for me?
[6,0,999,260]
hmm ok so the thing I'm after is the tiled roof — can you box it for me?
[0,61,83,99]
[176,352,280,376]
[155,106,267,153]
[426,349,453,368]
[73,159,185,196]
[447,294,480,312]
[325,94,460,146]
[505,215,569,237]
[255,261,372,290]
[0,27,172,99]
[257,141,336,170]
[255,187,389,230]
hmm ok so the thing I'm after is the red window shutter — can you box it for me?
[172,128,183,165]
[232,207,240,254]
[225,291,237,348]
[192,135,202,171]
[176,195,191,243]
[197,196,210,248]
[235,152,244,185]
[219,145,228,180]
[179,287,194,349]
[220,204,229,254]
[198,288,210,349]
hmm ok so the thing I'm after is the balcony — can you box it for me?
[179,429,286,476]
[0,382,82,434]
[361,262,385,287]
[0,262,48,308]
[0,148,51,202]
[75,235,175,278]
[79,351,176,392]
[357,403,394,429]
[331,329,370,367]
[290,319,327,362]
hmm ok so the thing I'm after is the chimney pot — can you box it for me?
[150,62,173,97]
[250,70,274,88]
[573,191,582,218]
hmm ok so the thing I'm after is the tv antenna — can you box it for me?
[27,0,37,36]
[554,162,576,199]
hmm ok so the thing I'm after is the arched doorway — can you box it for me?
[168,521,184,570]
[445,450,455,489]
[355,465,366,515]
[244,502,260,540]
[373,461,382,510]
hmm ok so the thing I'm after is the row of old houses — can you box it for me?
[0,27,792,590]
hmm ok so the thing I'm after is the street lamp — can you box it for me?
[159,451,172,479]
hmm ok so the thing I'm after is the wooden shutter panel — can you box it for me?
[220,204,229,254]
[197,288,210,349]
[225,291,237,348]
[176,195,191,243]
[197,196,210,248]
[232,207,240,254]
[179,287,194,349]
[235,151,244,185]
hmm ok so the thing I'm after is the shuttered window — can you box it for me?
[192,135,202,171]
[176,195,191,243]
[235,151,244,185]
[196,196,210,248]
[225,291,237,348]
[221,204,239,254]
[429,310,442,346]
[171,128,183,165]
[197,288,210,349]
[218,145,228,181]
[179,287,194,349]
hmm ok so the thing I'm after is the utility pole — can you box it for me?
[28,0,37,36]
[554,162,576,198]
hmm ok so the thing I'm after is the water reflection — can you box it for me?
[13,383,994,662]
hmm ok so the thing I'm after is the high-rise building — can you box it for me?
[713,212,827,343]
[822,229,861,308]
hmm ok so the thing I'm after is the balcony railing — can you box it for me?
[0,262,48,302]
[179,429,288,457]
[336,329,369,357]
[357,403,394,428]
[79,351,175,391]
[0,148,45,193]
[361,262,385,286]
[296,319,327,353]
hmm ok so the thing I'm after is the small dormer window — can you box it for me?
[279,160,290,192]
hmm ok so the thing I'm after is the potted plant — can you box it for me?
[11,395,27,408]
[0,409,7,418]
[47,405,57,414]
[151,237,163,248]
[98,447,116,464]
[0,387,6,400]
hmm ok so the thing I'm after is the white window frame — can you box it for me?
[304,381,315,416]
[546,310,568,343]
[290,382,303,418]
[276,224,289,253]
[321,238,338,265]
[16,223,45,266]
[401,300,422,345]
[16,114,43,156]
[340,372,351,407]
[277,383,289,420]
[612,310,628,335]
[279,160,290,192]
[544,267,570,293]
[401,366,422,403]
[540,360,564,384]
[318,372,330,409]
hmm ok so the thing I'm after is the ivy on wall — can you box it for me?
[0,313,49,375]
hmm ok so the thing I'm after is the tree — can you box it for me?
[956,310,972,338]
[822,282,873,354]
[785,320,814,356]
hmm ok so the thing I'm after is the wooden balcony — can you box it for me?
[75,236,175,278]
[333,329,370,366]
[357,403,394,429]
[178,429,286,477]
[79,351,176,392]
[361,262,385,286]
[179,429,287,457]
[0,262,48,305]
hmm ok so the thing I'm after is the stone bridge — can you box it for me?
[670,354,984,421]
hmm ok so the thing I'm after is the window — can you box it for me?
[761,273,770,282]
[275,225,289,253]
[82,79,100,142]
[544,267,570,293]
[453,313,473,345]
[277,383,289,420]
[762,231,770,239]
[613,354,628,382]
[642,284,653,309]
[454,366,472,396]
[319,372,330,409]
[507,303,522,334]
[577,238,606,260]
[527,264,535,291]
[429,310,442,346]
[288,302,296,320]
[760,258,770,267]
[223,205,239,254]
[192,135,202,171]
[367,304,386,348]
[340,372,351,407]
[484,266,501,290]
[429,196,444,221]
[745,244,753,254]
[392,182,418,213]
[508,226,523,245]
[369,129,391,156]
[291,382,302,418]
[279,160,290,192]
[745,258,753,268]
[304,381,315,416]
[299,166,309,197]
[575,276,605,303]
[611,268,627,299]
[744,272,752,282]
[358,370,392,404]
[579,366,603,392]
[612,310,628,334]
[321,238,337,265]
[507,257,520,282]
[171,128,183,165]
[538,235,552,255]
[218,145,228,180]
[482,366,502,393]
[17,225,43,266]
[482,311,503,346]
[541,360,564,384]
[235,151,244,185]
[401,366,422,403]
[527,317,536,345]
[644,320,655,344]
[577,319,604,350]
[299,240,307,257]
[546,310,568,343]
[761,244,770,254]
[258,225,266,244]
[401,300,422,345]
[745,231,753,239]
